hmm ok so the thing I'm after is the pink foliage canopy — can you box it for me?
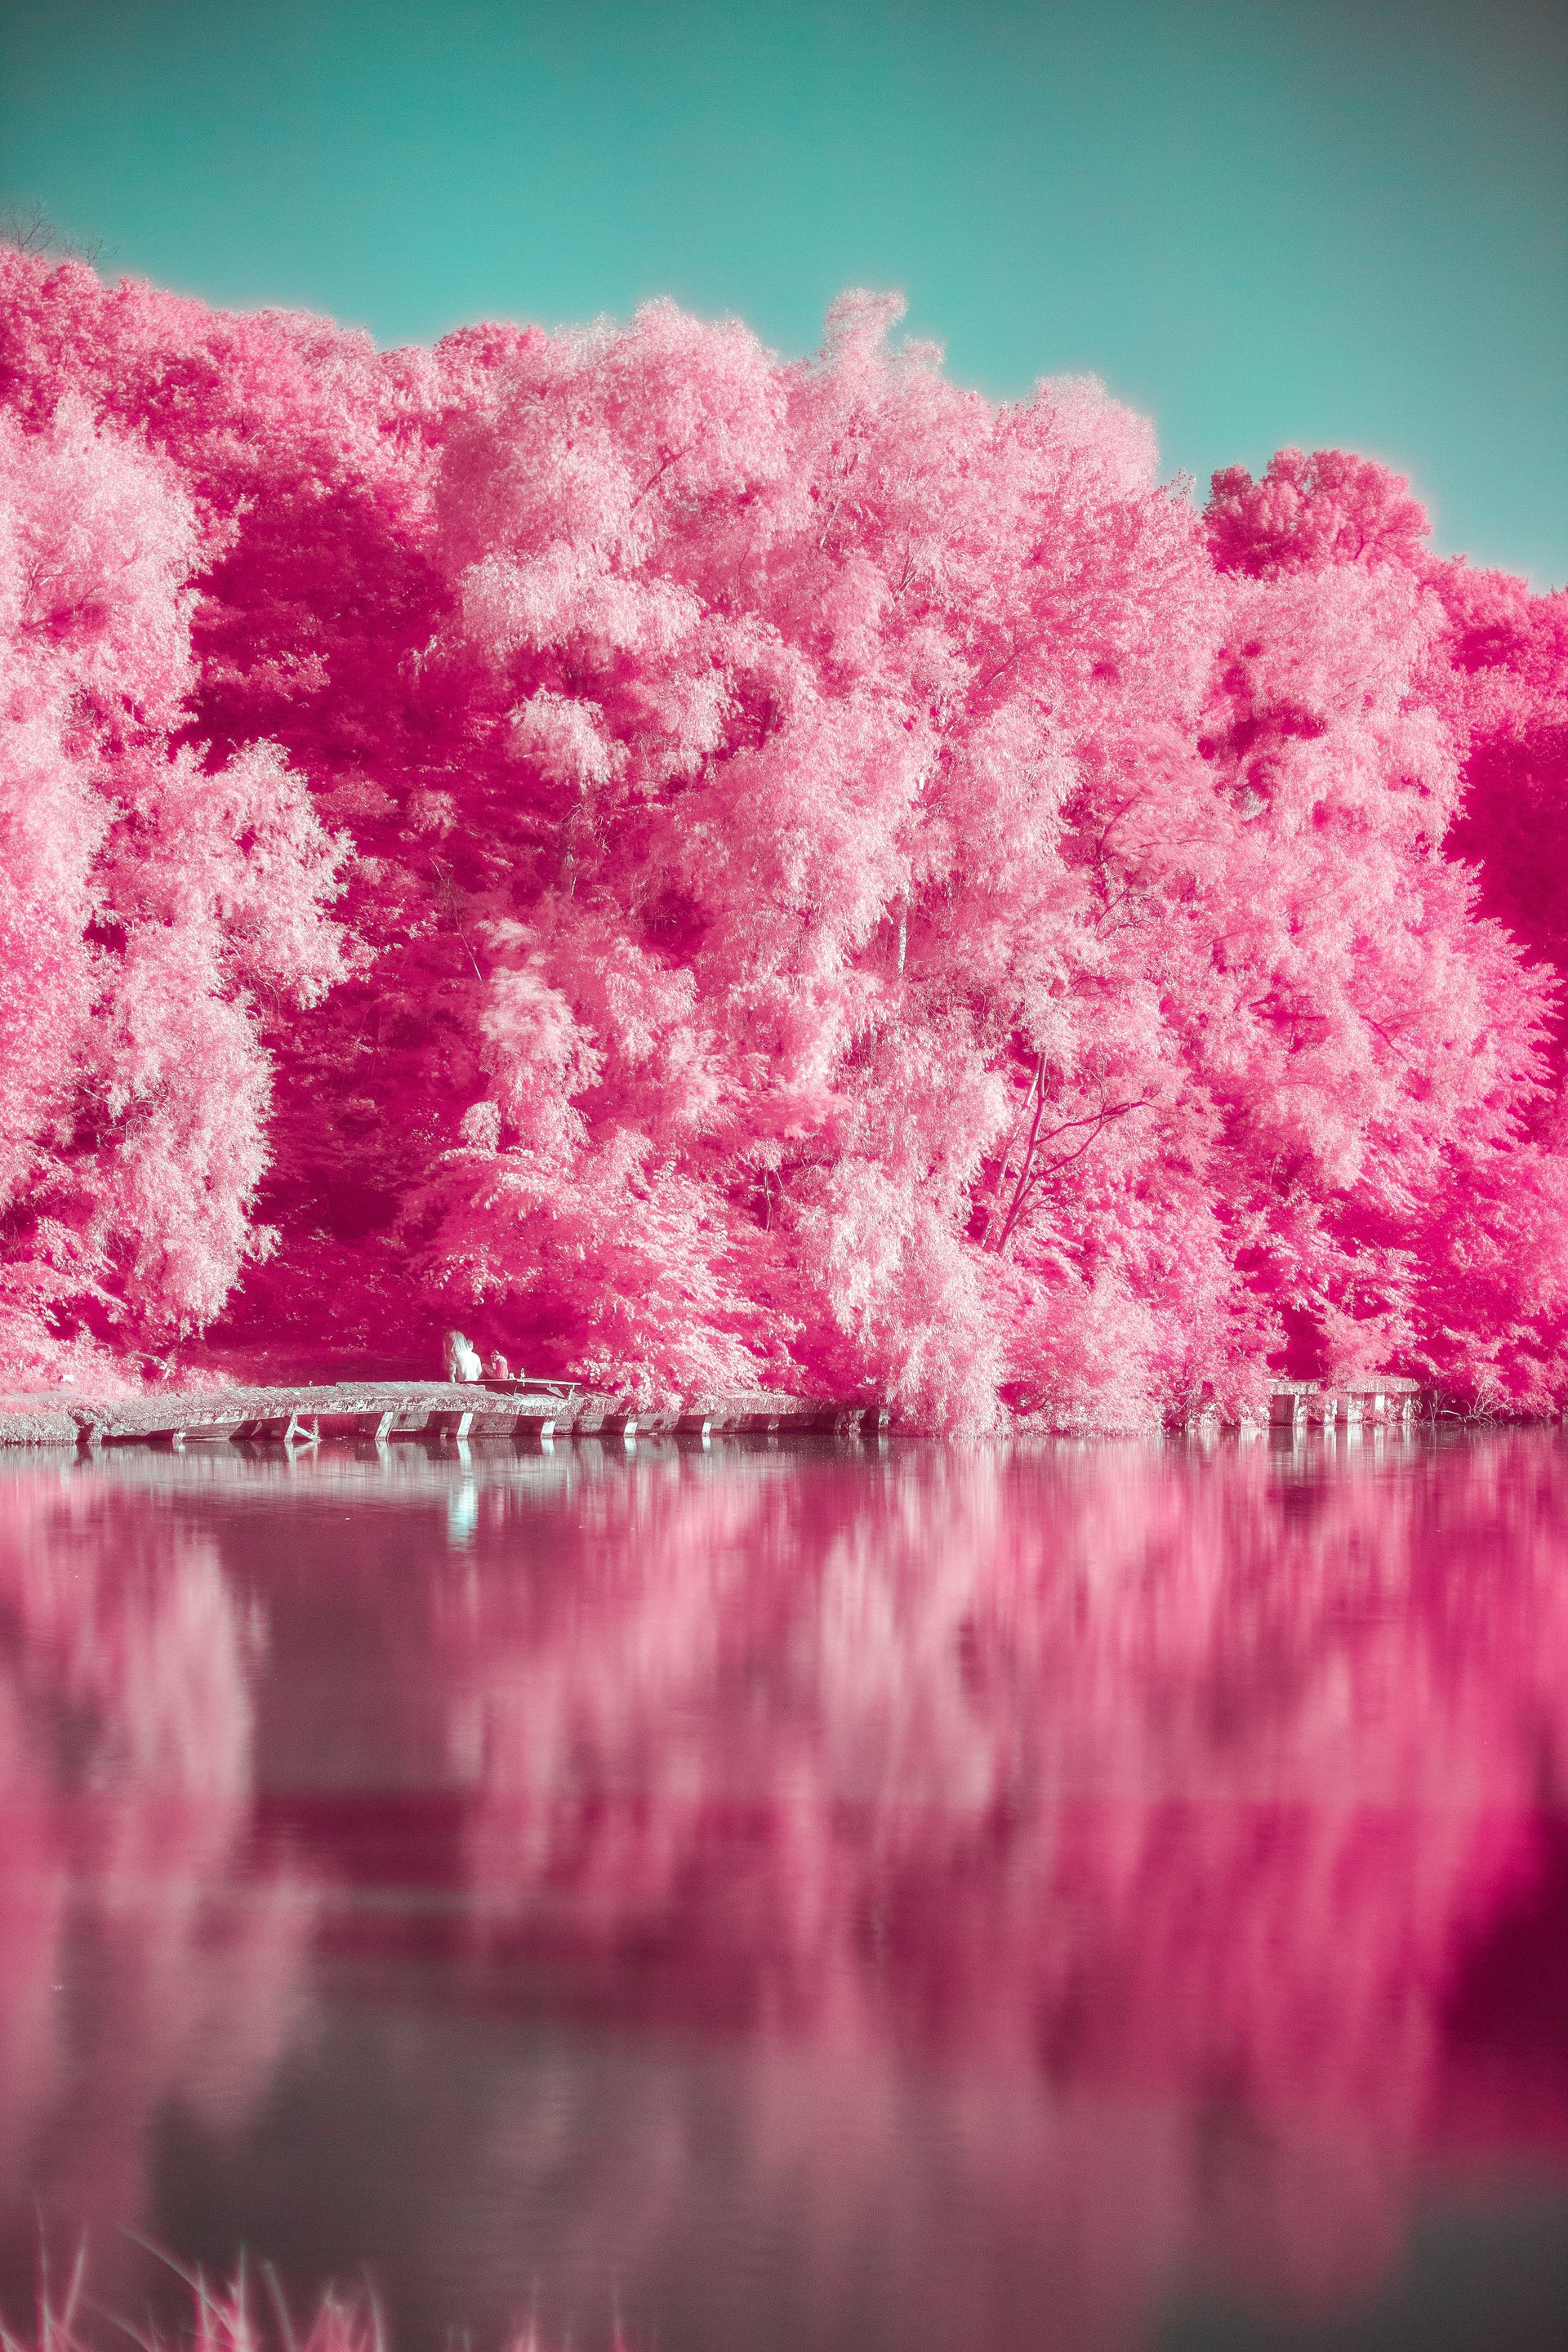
[2,249,1565,1423]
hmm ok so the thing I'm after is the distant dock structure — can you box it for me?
[1264,1377,1422,1432]
[1179,1376,1425,1437]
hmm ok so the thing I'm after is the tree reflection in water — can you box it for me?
[2,1432,1567,2350]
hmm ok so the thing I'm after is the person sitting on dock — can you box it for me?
[486,1350,510,1379]
[443,1329,483,1383]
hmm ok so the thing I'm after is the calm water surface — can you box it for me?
[3,1430,1568,2350]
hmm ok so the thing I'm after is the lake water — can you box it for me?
[2,1429,1568,2351]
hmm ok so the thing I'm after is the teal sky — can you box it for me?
[3,0,1565,583]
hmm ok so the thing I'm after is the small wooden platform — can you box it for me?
[1265,1377,1422,1430]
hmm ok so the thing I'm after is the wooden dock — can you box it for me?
[0,1374,1432,1453]
[5,1379,894,1454]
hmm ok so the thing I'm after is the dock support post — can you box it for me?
[807,1408,862,1437]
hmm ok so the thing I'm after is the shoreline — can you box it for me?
[0,1375,1438,1450]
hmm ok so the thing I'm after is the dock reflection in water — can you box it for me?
[2,1432,1568,2350]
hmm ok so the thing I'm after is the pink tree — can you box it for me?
[1206,449,1568,1405]
[0,391,342,1380]
[406,298,1231,1419]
